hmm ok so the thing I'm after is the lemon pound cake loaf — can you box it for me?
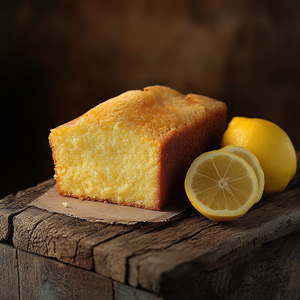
[49,86,227,210]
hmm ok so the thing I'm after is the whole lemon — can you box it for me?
[221,117,297,195]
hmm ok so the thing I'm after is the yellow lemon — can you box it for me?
[185,150,258,222]
[221,117,297,195]
[220,145,264,203]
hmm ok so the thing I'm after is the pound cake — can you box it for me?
[49,86,227,210]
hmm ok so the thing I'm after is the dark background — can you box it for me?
[1,0,300,198]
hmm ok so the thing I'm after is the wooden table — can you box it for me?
[1,152,300,300]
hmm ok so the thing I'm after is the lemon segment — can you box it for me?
[185,151,258,222]
[221,117,297,194]
[221,145,265,203]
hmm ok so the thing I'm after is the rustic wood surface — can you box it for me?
[0,152,300,299]
[0,242,163,300]
[154,229,300,300]
[0,243,19,300]
[18,247,113,300]
[0,178,55,242]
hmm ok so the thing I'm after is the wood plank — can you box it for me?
[93,155,300,293]
[0,243,19,300]
[13,206,142,270]
[12,206,53,252]
[131,187,300,292]
[131,186,300,293]
[158,230,300,300]
[18,249,113,300]
[0,178,55,242]
[93,210,212,283]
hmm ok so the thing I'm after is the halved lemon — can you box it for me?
[185,150,258,222]
[220,145,265,203]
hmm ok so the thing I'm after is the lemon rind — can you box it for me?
[220,145,265,203]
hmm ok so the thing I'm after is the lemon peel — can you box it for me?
[221,117,297,194]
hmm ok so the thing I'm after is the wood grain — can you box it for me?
[13,206,142,270]
[0,178,55,242]
[0,243,19,300]
[158,230,300,300]
[137,188,300,293]
[18,249,113,300]
[94,185,300,293]
[93,210,213,283]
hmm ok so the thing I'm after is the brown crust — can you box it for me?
[156,107,227,210]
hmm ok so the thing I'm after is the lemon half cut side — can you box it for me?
[185,151,258,222]
[221,145,265,203]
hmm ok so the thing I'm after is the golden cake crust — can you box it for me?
[55,86,225,143]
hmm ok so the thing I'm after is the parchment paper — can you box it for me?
[29,184,191,225]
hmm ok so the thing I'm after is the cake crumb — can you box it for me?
[62,202,70,208]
